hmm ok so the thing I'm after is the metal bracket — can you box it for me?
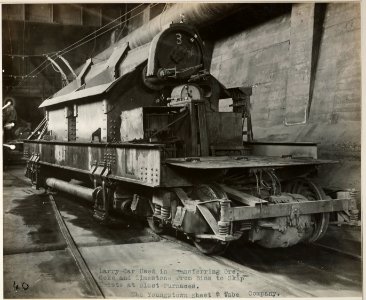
[46,55,69,85]
[172,206,186,228]
[289,205,300,226]
[131,194,140,212]
[106,43,129,79]
[90,160,113,222]
[196,204,220,235]
[77,58,93,87]
[173,188,196,210]
[90,160,111,185]
[26,153,41,188]
[59,55,77,79]
[93,164,107,182]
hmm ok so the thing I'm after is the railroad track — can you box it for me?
[312,241,361,260]
[156,230,361,296]
[49,194,104,297]
[156,233,317,297]
[48,193,312,298]
[4,167,360,298]
[8,169,361,262]
[45,191,362,298]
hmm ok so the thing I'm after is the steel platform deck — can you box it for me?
[165,155,337,169]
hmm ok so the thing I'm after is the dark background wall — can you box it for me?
[210,3,361,197]
[2,3,159,126]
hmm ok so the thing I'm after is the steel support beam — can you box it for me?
[46,55,69,84]
[59,55,77,79]
[221,198,350,222]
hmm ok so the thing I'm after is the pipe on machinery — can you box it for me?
[92,3,241,62]
[126,3,240,49]
[46,178,94,202]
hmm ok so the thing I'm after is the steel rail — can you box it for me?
[48,194,104,298]
[152,231,315,297]
[312,242,361,260]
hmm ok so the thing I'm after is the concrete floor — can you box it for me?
[3,165,362,298]
[225,239,362,297]
[3,167,95,298]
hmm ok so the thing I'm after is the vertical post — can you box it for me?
[50,4,54,23]
[197,102,209,156]
[189,102,198,156]
[98,6,102,27]
[21,4,26,21]
[79,5,83,26]
[285,3,316,125]
[218,201,230,235]
[231,87,253,142]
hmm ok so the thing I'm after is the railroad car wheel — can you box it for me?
[284,178,329,242]
[147,216,165,234]
[193,183,228,200]
[191,184,229,255]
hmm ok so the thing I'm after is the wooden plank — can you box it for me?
[220,184,267,206]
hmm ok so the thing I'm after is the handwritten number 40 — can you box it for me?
[13,281,29,291]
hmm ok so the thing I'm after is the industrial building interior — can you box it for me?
[2,3,361,298]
